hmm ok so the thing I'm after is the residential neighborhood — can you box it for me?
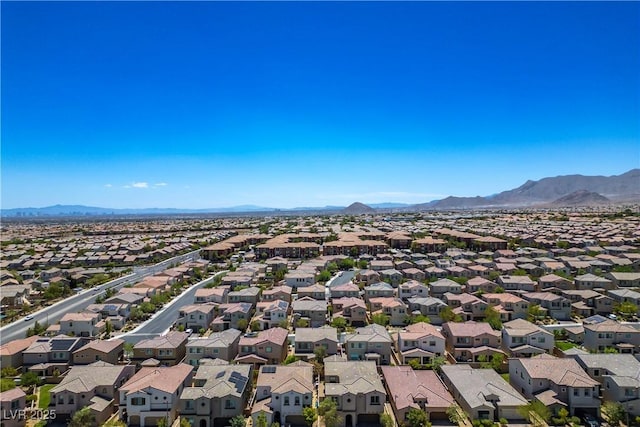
[1,208,639,427]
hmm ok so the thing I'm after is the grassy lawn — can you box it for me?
[501,373,510,382]
[555,340,578,351]
[38,384,54,409]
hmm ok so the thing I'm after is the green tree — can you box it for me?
[406,408,430,427]
[230,415,246,427]
[483,306,502,330]
[527,304,543,322]
[447,404,465,424]
[602,401,626,425]
[255,411,268,427]
[0,378,16,392]
[237,319,248,331]
[430,356,447,372]
[20,372,41,387]
[123,342,134,359]
[331,317,347,332]
[518,400,551,423]
[251,320,261,332]
[317,270,332,283]
[296,318,309,328]
[380,413,394,427]
[158,418,169,427]
[68,407,95,427]
[1,367,18,378]
[314,346,327,362]
[372,313,389,326]
[179,418,192,427]
[358,260,369,269]
[319,398,341,427]
[104,319,113,337]
[338,258,355,270]
[614,301,638,319]
[303,406,318,427]
[439,306,462,323]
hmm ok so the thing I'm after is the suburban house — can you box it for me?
[176,304,217,332]
[368,297,408,326]
[440,365,528,421]
[324,359,386,427]
[538,274,574,291]
[23,335,89,374]
[583,319,640,353]
[236,327,289,365]
[296,284,327,300]
[522,292,572,320]
[261,285,293,303]
[573,354,640,417]
[0,335,39,369]
[252,363,314,426]
[185,329,242,366]
[382,366,454,422]
[332,297,368,327]
[501,318,554,357]
[509,354,600,417]
[575,274,614,291]
[254,300,290,330]
[212,303,253,332]
[357,270,382,286]
[0,388,27,427]
[194,287,229,304]
[51,361,136,425]
[284,270,316,288]
[481,293,529,321]
[429,279,462,299]
[294,326,339,358]
[228,287,261,305]
[607,272,640,288]
[344,324,393,365]
[497,275,536,292]
[443,292,488,321]
[292,297,328,328]
[59,311,102,337]
[330,282,360,299]
[407,297,447,325]
[180,360,252,427]
[132,331,189,366]
[363,282,395,302]
[441,321,503,363]
[396,322,446,365]
[398,280,429,300]
[119,363,194,427]
[73,338,125,365]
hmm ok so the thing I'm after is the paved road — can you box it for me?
[0,250,202,344]
[328,270,356,288]
[116,271,227,344]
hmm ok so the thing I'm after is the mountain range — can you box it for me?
[2,169,638,217]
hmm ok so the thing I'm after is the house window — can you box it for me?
[284,396,290,406]
[69,396,75,404]
[370,395,380,405]
[57,396,64,404]
[295,396,300,406]
[266,346,272,353]
[186,401,194,409]
[131,397,146,406]
[573,389,579,396]
[225,399,236,409]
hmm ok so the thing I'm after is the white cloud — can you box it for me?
[131,182,149,189]
[154,182,168,187]
[104,184,113,188]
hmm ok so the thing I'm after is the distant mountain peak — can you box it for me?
[342,202,376,214]
[550,190,611,207]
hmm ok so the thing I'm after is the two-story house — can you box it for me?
[406,297,447,325]
[398,280,429,301]
[396,322,445,365]
[73,339,124,365]
[441,321,503,363]
[344,324,393,365]
[443,292,488,321]
[332,297,368,327]
[428,279,462,299]
[59,311,102,337]
[180,360,252,427]
[297,284,327,300]
[294,326,339,358]
[292,297,328,328]
[481,293,529,321]
[252,363,314,426]
[132,331,189,366]
[261,285,293,303]
[509,354,600,417]
[254,300,289,330]
[119,363,194,427]
[330,282,360,299]
[501,318,554,357]
[583,319,640,353]
[211,303,253,332]
[324,359,386,427]
[51,361,136,425]
[236,327,289,365]
[368,297,408,326]
[363,282,395,302]
[194,287,229,304]
[522,292,572,321]
[185,329,242,366]
[176,304,217,332]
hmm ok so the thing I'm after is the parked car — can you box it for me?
[584,414,599,427]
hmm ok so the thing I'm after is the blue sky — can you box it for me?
[2,1,638,209]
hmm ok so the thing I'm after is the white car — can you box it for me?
[24,315,34,321]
